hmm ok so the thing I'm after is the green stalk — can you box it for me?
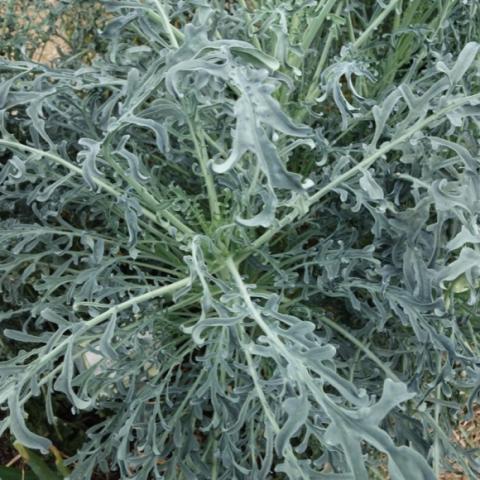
[314,312,401,382]
[210,438,218,479]
[303,2,344,110]
[227,258,285,354]
[433,327,444,478]
[393,0,403,30]
[228,258,309,480]
[103,147,195,236]
[346,2,356,43]
[20,315,193,410]
[301,0,338,51]
[31,277,190,374]
[12,279,193,418]
[187,119,221,222]
[238,0,261,50]
[307,94,480,206]
[203,130,228,156]
[373,0,433,94]
[157,369,206,445]
[0,139,119,199]
[84,277,190,327]
[0,139,194,237]
[151,0,180,48]
[241,92,480,257]
[236,324,279,433]
[352,0,402,50]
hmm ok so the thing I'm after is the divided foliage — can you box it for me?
[1,1,480,478]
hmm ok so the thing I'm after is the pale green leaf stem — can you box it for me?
[0,139,194,237]
[246,92,480,256]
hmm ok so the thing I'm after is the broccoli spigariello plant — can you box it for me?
[1,1,479,479]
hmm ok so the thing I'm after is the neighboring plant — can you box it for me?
[0,442,68,479]
[0,0,106,63]
[0,1,479,479]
